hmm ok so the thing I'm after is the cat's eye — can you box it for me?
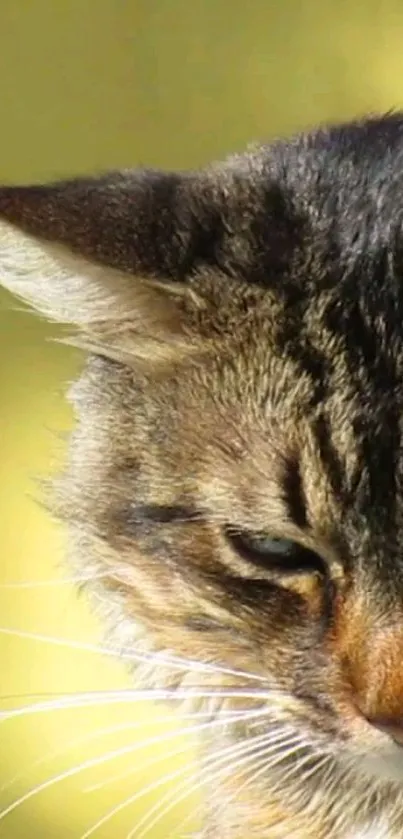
[239,534,296,556]
[224,527,325,575]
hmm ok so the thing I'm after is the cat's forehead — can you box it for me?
[78,317,403,560]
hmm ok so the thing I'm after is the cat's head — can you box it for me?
[2,114,403,836]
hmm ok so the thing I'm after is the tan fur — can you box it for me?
[2,116,403,837]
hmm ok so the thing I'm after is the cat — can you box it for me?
[1,113,403,838]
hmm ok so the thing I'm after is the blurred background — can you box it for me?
[0,1,403,836]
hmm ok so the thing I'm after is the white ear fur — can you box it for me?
[0,218,140,325]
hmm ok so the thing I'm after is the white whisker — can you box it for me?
[0,709,271,823]
[170,728,302,839]
[0,729,187,824]
[242,746,326,800]
[86,717,259,797]
[1,707,247,795]
[79,751,192,839]
[0,573,109,589]
[0,686,285,723]
[81,729,277,839]
[0,625,267,684]
[0,691,262,721]
[83,706,266,793]
[129,728,299,839]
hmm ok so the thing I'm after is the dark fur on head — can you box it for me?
[1,114,403,838]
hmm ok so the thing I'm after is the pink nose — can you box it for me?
[366,717,403,747]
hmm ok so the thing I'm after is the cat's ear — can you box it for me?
[0,154,287,326]
[0,158,291,339]
[0,170,213,327]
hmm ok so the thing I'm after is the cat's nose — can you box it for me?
[366,716,403,747]
[334,592,403,742]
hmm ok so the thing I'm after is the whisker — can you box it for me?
[209,747,332,838]
[83,736,197,795]
[1,707,248,796]
[0,691,132,702]
[170,749,271,839]
[80,729,277,839]
[80,754,193,839]
[0,685,291,723]
[83,707,265,793]
[82,737,193,796]
[169,728,302,839]
[83,706,267,793]
[0,573,110,589]
[0,726,197,825]
[130,729,299,839]
[0,625,267,684]
[0,689,271,704]
[0,709,271,823]
[289,753,331,787]
[0,741,152,824]
[242,745,326,800]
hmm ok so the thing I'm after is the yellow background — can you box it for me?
[0,2,403,836]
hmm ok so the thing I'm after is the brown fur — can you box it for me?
[2,114,403,836]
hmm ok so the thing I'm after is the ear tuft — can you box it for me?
[0,172,210,333]
[0,169,222,355]
[0,215,207,365]
[0,218,143,325]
